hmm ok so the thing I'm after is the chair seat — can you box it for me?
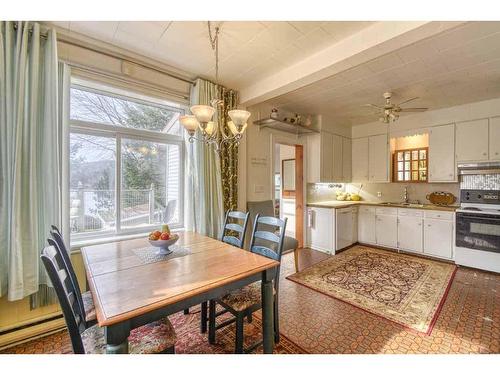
[81,317,176,354]
[219,282,275,312]
[82,291,96,322]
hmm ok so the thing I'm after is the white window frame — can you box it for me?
[69,82,186,245]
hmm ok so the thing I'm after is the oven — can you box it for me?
[456,212,500,253]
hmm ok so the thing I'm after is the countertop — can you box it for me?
[306,200,458,212]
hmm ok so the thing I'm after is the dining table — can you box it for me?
[81,231,280,354]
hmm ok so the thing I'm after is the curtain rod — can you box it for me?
[11,21,195,86]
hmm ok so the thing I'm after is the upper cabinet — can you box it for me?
[456,119,489,162]
[352,137,369,182]
[490,117,500,161]
[368,134,389,182]
[342,137,352,183]
[429,123,456,182]
[306,132,351,183]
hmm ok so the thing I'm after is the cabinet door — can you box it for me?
[429,124,456,182]
[397,216,423,253]
[358,208,376,244]
[369,134,389,182]
[490,117,500,160]
[306,134,320,183]
[352,137,369,182]
[336,208,353,250]
[309,207,334,253]
[342,137,352,182]
[332,135,343,182]
[423,219,453,259]
[320,133,334,182]
[456,119,489,162]
[376,214,398,248]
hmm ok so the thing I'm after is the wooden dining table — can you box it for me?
[81,231,280,354]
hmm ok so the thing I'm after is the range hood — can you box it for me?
[458,161,500,175]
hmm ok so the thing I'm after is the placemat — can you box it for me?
[132,245,192,265]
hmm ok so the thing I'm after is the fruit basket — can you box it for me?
[148,225,179,255]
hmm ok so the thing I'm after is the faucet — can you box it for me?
[403,186,409,203]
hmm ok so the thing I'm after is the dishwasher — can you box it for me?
[336,207,354,251]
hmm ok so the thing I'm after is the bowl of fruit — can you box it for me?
[148,225,179,255]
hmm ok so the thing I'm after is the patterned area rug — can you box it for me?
[0,308,306,354]
[287,246,456,334]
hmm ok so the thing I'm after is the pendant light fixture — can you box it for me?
[179,22,251,152]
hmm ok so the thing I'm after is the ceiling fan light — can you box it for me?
[191,105,215,124]
[228,109,251,128]
[179,115,199,134]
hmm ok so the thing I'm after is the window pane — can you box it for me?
[412,150,419,160]
[397,152,403,161]
[70,87,182,135]
[404,152,411,160]
[70,134,116,237]
[404,171,410,181]
[412,171,418,180]
[420,149,426,159]
[412,160,418,170]
[405,161,410,170]
[398,172,403,181]
[121,139,180,230]
[419,160,427,168]
[398,161,404,171]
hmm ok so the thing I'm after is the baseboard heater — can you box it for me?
[0,314,65,351]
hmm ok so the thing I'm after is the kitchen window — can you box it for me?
[69,81,185,244]
[392,147,428,182]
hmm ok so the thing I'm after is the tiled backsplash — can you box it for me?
[460,174,500,190]
[307,182,460,204]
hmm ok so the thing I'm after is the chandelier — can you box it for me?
[179,22,251,153]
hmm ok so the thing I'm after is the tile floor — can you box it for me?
[1,247,499,354]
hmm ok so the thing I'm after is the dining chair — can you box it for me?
[41,245,177,354]
[208,214,287,353]
[49,226,96,327]
[199,210,250,333]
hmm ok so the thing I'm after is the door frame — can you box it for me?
[269,133,307,248]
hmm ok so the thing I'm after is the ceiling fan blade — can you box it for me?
[397,97,419,106]
[362,104,383,110]
[399,107,428,112]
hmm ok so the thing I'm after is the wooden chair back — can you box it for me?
[49,228,87,323]
[220,210,250,249]
[249,214,287,290]
[40,245,86,354]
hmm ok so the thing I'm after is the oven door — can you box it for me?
[456,212,500,253]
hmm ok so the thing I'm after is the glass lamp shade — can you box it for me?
[228,120,247,135]
[179,115,199,133]
[228,109,251,128]
[205,121,216,136]
[190,105,215,124]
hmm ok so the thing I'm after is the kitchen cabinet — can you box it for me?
[368,134,389,182]
[423,217,454,259]
[358,206,376,244]
[397,209,423,253]
[307,207,335,254]
[490,117,500,160]
[429,124,456,182]
[375,207,398,248]
[456,119,489,162]
[307,132,348,183]
[336,207,353,250]
[352,137,369,182]
[342,137,352,182]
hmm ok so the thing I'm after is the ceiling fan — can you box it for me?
[363,92,428,123]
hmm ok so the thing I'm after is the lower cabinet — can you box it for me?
[397,210,423,253]
[423,215,454,259]
[306,207,335,254]
[358,206,376,244]
[375,208,398,248]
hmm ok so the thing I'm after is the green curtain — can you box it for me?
[186,78,224,238]
[0,21,62,304]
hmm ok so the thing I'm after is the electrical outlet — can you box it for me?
[377,191,382,198]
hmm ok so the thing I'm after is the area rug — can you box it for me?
[0,309,306,354]
[287,246,456,334]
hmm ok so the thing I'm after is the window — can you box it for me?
[69,82,185,243]
[393,147,428,182]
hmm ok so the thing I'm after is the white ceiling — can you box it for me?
[47,21,374,89]
[264,21,500,127]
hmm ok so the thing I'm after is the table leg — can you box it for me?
[261,269,274,354]
[105,323,130,354]
[201,301,208,333]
